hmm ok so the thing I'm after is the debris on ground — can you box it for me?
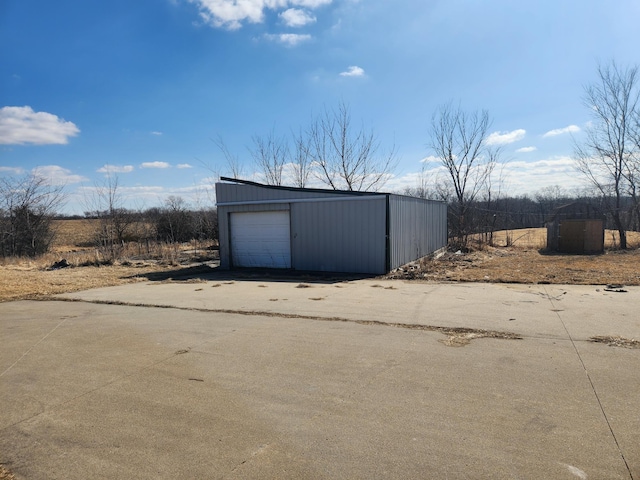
[0,464,16,480]
[589,336,640,349]
[49,258,70,270]
[386,246,640,286]
[604,284,628,293]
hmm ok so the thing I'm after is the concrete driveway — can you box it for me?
[1,272,639,479]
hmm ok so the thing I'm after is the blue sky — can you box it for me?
[1,0,639,214]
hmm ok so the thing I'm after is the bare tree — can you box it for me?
[249,129,289,186]
[156,196,194,243]
[0,173,65,257]
[213,135,245,179]
[85,173,137,258]
[290,129,311,188]
[307,101,397,191]
[403,164,439,200]
[575,61,640,249]
[428,102,499,248]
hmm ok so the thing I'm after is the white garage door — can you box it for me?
[230,211,291,268]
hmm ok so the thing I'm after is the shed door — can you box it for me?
[230,211,291,268]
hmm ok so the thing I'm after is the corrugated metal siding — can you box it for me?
[291,198,386,274]
[388,195,447,270]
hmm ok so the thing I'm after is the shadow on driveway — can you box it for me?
[132,263,376,285]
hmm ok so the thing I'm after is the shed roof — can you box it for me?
[219,177,386,197]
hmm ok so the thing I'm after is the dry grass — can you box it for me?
[389,228,640,285]
[0,465,15,480]
[0,220,219,302]
[0,262,169,302]
[477,227,640,249]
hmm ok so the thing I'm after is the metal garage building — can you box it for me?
[216,178,447,275]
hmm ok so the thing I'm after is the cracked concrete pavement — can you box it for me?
[1,273,639,479]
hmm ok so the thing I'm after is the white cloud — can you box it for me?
[177,163,193,169]
[280,8,315,27]
[32,165,87,185]
[97,164,135,174]
[516,146,537,153]
[140,161,171,169]
[486,129,526,146]
[0,166,25,175]
[190,0,332,30]
[339,65,365,77]
[151,131,163,136]
[264,33,311,46]
[498,156,582,194]
[420,155,441,164]
[543,125,581,137]
[400,155,583,197]
[0,106,80,145]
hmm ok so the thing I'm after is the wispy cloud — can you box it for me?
[32,165,87,185]
[339,66,365,77]
[151,131,163,136]
[516,146,537,153]
[264,33,311,46]
[177,163,193,169]
[141,161,171,169]
[0,166,25,175]
[543,125,581,137]
[97,164,135,174]
[411,155,582,196]
[280,8,316,27]
[420,155,441,164]
[190,0,332,30]
[0,106,79,145]
[486,129,525,146]
[498,156,582,194]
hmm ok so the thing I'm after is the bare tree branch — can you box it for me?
[0,173,66,257]
[213,135,245,179]
[290,128,311,188]
[249,128,289,186]
[307,101,397,191]
[574,60,640,249]
[428,102,499,247]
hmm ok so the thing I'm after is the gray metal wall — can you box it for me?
[216,182,447,274]
[388,195,447,270]
[217,183,328,268]
[291,197,386,274]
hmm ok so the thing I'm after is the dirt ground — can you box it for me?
[386,246,640,285]
[387,228,640,285]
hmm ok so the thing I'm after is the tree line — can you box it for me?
[0,173,217,259]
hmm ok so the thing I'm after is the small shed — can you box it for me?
[216,178,447,274]
[546,202,605,254]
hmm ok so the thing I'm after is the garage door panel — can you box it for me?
[230,211,291,268]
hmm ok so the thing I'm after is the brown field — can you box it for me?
[2,223,640,303]
[51,218,102,248]
[50,218,153,250]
